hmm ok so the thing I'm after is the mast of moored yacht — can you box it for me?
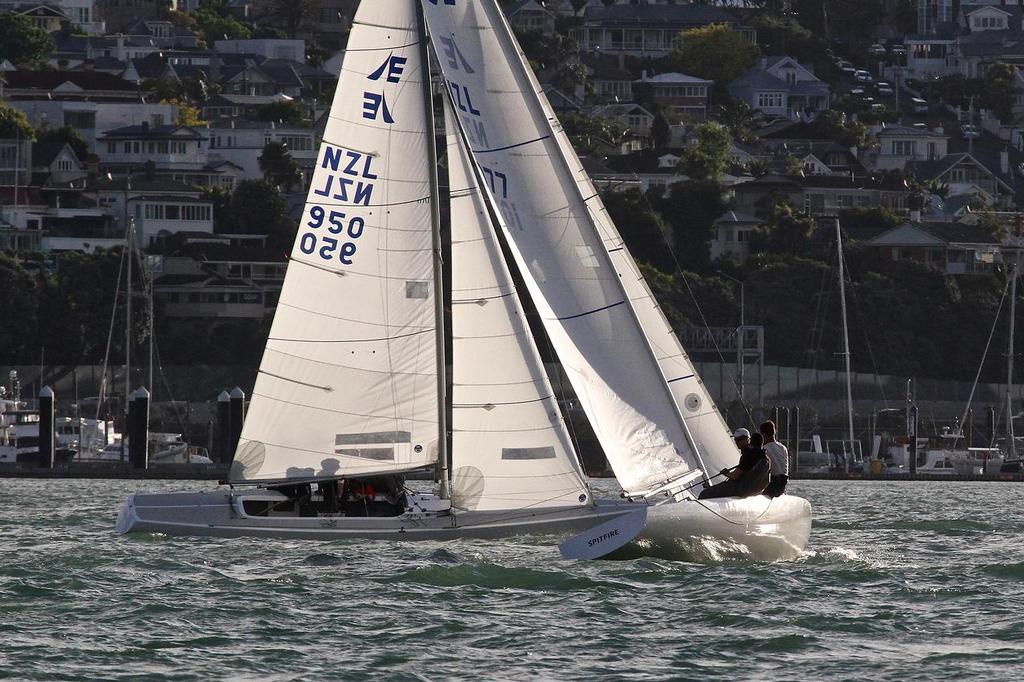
[418,3,450,499]
[1007,249,1018,458]
[836,219,855,471]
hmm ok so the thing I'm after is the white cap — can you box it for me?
[733,428,751,439]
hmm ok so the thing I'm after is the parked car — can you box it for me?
[854,69,873,83]
[910,97,929,114]
[850,87,866,97]
[837,60,856,75]
[876,82,894,96]
[892,45,906,57]
[868,43,886,57]
[960,124,981,140]
[870,102,886,112]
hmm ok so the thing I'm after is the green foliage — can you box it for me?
[258,141,301,191]
[558,111,628,155]
[216,180,296,252]
[669,24,760,87]
[267,0,321,36]
[655,179,729,272]
[600,189,674,271]
[716,99,758,144]
[751,204,816,256]
[35,125,88,160]
[650,112,670,150]
[676,122,731,180]
[254,100,306,126]
[838,207,902,235]
[169,8,251,46]
[0,103,35,139]
[0,11,55,65]
[982,62,1017,124]
[751,14,837,85]
[818,110,869,149]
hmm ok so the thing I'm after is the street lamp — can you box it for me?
[716,270,746,403]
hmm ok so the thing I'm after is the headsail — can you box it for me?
[445,98,591,511]
[422,0,708,495]
[231,0,439,483]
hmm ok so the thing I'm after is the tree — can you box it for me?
[35,125,88,160]
[254,100,306,126]
[751,204,816,256]
[0,103,35,139]
[268,0,321,36]
[982,62,1017,124]
[600,189,675,271]
[651,112,670,150]
[258,141,302,191]
[656,179,729,272]
[0,12,54,65]
[223,180,296,252]
[669,24,760,87]
[676,122,731,180]
[162,98,206,127]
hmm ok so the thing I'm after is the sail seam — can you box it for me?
[263,347,435,376]
[341,35,420,50]
[268,328,434,343]
[251,392,439,423]
[304,194,431,209]
[257,370,333,392]
[451,292,514,304]
[275,301,433,328]
[667,374,696,384]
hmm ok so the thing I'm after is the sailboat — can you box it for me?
[117,0,811,560]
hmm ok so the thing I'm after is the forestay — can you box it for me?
[445,100,591,511]
[231,0,439,483]
[422,0,705,495]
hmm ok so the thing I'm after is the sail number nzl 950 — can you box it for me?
[301,144,377,266]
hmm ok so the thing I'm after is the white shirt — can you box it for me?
[765,441,789,476]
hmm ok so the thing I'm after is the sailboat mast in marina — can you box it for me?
[117,0,810,561]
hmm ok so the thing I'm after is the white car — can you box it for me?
[910,97,929,114]
[854,70,873,83]
[876,82,894,96]
[868,44,886,57]
[837,60,856,75]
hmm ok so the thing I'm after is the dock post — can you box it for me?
[39,386,55,468]
[129,387,150,469]
[229,387,245,457]
[216,391,230,461]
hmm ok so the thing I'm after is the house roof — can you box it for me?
[869,221,1000,247]
[1,70,138,92]
[31,141,78,167]
[636,72,712,85]
[99,124,205,140]
[714,210,763,226]
[729,66,829,97]
[875,124,946,138]
[913,153,1014,193]
[582,4,741,27]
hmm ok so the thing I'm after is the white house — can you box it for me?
[868,124,949,171]
[728,57,830,119]
[208,119,317,180]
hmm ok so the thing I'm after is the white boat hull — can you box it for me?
[116,489,811,561]
[624,494,813,562]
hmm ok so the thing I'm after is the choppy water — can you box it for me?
[1,478,1022,680]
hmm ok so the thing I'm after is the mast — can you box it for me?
[836,218,855,471]
[418,2,450,500]
[125,216,133,410]
[1008,249,1018,458]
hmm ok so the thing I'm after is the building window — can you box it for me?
[757,92,784,108]
[892,140,917,156]
[144,204,164,220]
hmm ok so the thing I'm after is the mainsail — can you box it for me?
[231,0,440,483]
[423,0,732,492]
[445,100,591,511]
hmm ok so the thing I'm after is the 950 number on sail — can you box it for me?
[300,206,366,265]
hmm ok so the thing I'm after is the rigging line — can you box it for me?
[95,242,128,423]
[268,327,434,343]
[257,370,333,392]
[691,496,775,526]
[843,261,888,406]
[453,497,601,529]
[957,276,1010,441]
[667,374,696,384]
[473,135,551,154]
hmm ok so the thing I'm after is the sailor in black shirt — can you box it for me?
[698,428,771,500]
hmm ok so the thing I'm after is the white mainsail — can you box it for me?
[422,0,709,494]
[445,100,591,511]
[231,0,440,483]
